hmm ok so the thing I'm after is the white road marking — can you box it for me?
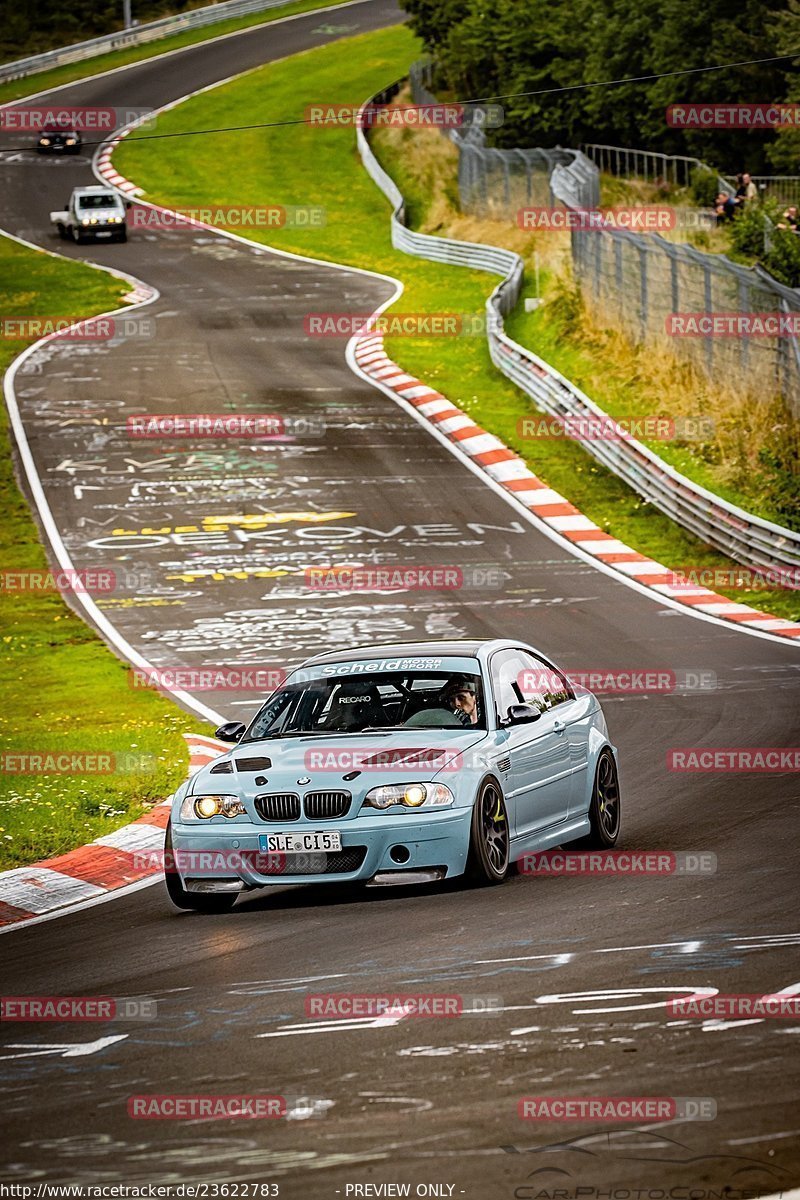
[2,1035,128,1059]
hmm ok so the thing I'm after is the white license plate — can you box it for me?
[259,830,342,854]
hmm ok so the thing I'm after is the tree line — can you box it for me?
[401,0,800,175]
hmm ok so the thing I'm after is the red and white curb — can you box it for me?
[352,335,800,642]
[0,735,227,929]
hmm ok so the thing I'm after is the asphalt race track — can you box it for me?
[1,2,799,1194]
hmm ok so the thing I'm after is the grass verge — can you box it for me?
[0,0,358,106]
[0,235,206,869]
[114,25,799,622]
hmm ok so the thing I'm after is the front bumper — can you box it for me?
[170,806,472,888]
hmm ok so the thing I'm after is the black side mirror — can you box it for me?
[215,721,246,743]
[125,200,132,209]
[506,704,541,725]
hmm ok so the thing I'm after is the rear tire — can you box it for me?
[164,821,237,913]
[570,750,621,849]
[466,778,510,885]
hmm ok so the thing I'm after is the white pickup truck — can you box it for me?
[51,185,129,244]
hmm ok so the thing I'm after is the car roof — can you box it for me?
[302,640,504,666]
[74,186,116,196]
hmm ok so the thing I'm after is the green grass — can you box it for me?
[114,25,799,623]
[0,0,358,106]
[0,236,208,868]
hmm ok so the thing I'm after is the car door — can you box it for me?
[489,649,573,837]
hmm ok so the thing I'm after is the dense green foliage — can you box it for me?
[403,0,799,173]
[1,0,208,60]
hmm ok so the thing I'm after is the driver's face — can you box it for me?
[448,690,476,717]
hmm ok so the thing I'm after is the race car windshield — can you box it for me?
[77,195,116,209]
[243,668,486,739]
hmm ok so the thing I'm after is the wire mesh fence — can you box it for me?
[409,62,800,414]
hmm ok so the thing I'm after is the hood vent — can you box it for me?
[235,756,272,771]
[210,759,233,775]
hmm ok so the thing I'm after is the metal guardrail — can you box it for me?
[582,143,734,196]
[0,0,293,84]
[357,83,800,573]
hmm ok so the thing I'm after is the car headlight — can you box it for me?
[81,218,90,226]
[65,138,76,145]
[179,794,247,820]
[40,138,50,145]
[363,782,454,810]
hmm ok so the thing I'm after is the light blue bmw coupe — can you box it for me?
[166,639,620,911]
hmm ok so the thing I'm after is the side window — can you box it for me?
[516,651,573,711]
[491,649,574,722]
[490,649,528,721]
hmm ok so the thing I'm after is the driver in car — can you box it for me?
[442,678,479,725]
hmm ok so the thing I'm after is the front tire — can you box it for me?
[164,821,237,913]
[466,778,510,885]
[571,749,621,848]
[71,227,84,245]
